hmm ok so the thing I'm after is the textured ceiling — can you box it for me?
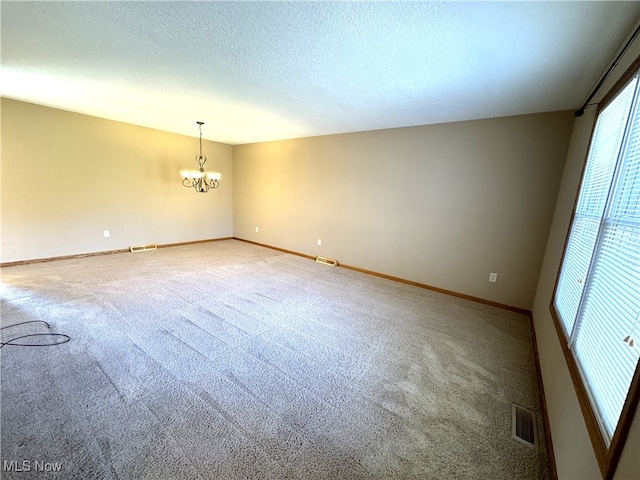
[2,1,639,145]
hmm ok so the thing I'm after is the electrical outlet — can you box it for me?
[317,239,322,246]
[489,272,498,283]
[103,230,110,238]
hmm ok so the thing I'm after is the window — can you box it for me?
[552,63,640,479]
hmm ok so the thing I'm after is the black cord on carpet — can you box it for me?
[0,320,71,348]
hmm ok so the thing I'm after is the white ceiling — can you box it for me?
[2,1,639,145]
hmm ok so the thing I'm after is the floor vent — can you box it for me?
[512,403,538,447]
[316,256,338,267]
[129,244,157,253]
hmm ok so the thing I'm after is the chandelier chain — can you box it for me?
[198,122,204,161]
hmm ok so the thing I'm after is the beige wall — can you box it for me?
[234,112,574,311]
[531,24,640,480]
[1,98,233,263]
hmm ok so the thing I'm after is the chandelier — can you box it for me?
[180,121,221,193]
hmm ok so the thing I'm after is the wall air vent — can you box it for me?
[511,403,538,447]
[316,256,338,267]
[129,244,157,253]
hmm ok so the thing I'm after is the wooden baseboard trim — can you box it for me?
[157,237,233,250]
[0,237,233,268]
[1,249,130,267]
[234,238,317,261]
[528,313,558,480]
[341,262,532,316]
[233,237,531,316]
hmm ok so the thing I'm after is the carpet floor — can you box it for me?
[1,239,549,479]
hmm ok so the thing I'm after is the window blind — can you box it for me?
[554,72,640,445]
[555,81,636,336]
